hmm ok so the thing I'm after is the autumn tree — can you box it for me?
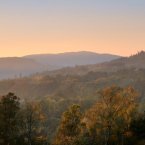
[85,86,138,145]
[53,104,82,145]
[0,93,20,145]
[130,112,145,145]
[20,101,47,145]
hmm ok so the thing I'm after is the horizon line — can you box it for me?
[0,50,144,58]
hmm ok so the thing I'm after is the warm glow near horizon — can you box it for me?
[0,0,145,57]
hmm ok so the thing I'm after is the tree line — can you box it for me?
[0,86,145,145]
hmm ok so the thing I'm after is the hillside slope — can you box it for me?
[43,51,145,76]
[0,57,47,79]
[0,51,144,102]
[0,51,120,79]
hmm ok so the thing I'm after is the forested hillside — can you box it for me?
[0,52,145,145]
[0,51,144,101]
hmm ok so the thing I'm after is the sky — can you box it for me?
[0,0,145,57]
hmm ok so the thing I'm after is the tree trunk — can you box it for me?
[121,134,124,145]
[105,126,111,145]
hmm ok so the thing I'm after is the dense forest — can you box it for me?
[0,52,145,101]
[0,52,145,145]
[0,86,145,145]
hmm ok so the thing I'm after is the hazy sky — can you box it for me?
[0,0,145,57]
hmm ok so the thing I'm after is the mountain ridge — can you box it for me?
[24,51,121,67]
[0,51,121,79]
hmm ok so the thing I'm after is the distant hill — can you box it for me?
[0,51,120,79]
[0,57,53,79]
[24,51,120,67]
[43,51,145,76]
[0,51,144,102]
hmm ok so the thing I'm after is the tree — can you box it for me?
[130,112,145,145]
[0,92,20,145]
[53,104,82,145]
[85,86,138,145]
[21,102,41,145]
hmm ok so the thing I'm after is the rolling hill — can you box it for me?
[0,51,144,102]
[40,51,145,76]
[0,57,47,79]
[24,51,120,67]
[0,51,120,79]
